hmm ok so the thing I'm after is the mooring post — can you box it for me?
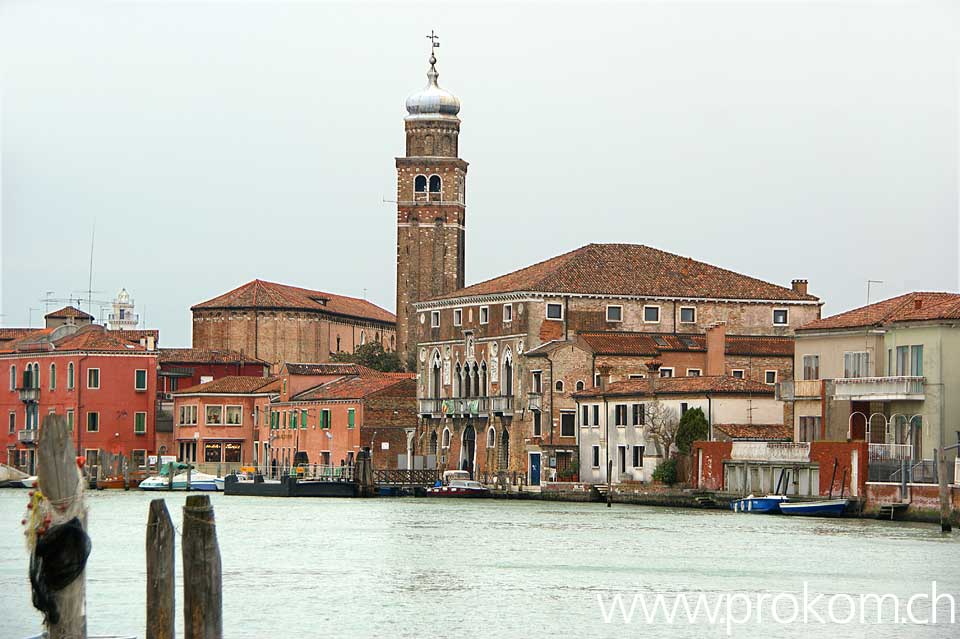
[182,494,223,639]
[606,459,613,508]
[938,449,952,533]
[146,499,175,639]
[186,463,192,491]
[36,414,88,639]
[167,461,174,491]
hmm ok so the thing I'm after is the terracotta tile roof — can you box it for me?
[191,280,395,324]
[283,362,380,377]
[799,292,960,331]
[577,332,793,357]
[363,379,417,427]
[723,335,794,357]
[1,328,57,352]
[175,375,279,395]
[427,244,818,303]
[292,376,407,401]
[574,375,774,399]
[53,325,149,352]
[114,329,159,345]
[0,328,42,343]
[160,348,268,365]
[45,305,94,320]
[713,423,792,441]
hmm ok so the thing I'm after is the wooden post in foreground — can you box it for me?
[36,414,87,639]
[182,494,222,639]
[938,449,952,533]
[146,499,175,639]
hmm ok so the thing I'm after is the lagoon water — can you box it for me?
[2,490,959,638]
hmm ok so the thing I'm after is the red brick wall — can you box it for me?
[693,441,732,490]
[810,440,868,498]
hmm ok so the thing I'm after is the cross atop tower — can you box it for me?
[426,29,440,57]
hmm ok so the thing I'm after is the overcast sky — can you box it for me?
[2,1,958,346]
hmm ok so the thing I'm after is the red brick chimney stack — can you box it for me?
[597,364,612,391]
[645,359,662,394]
[791,279,809,296]
[705,322,726,377]
[914,297,923,310]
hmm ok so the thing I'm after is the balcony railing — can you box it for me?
[528,392,543,412]
[17,429,38,444]
[107,312,140,323]
[776,380,822,401]
[418,396,514,417]
[869,443,914,462]
[731,441,811,463]
[16,387,40,403]
[832,376,924,401]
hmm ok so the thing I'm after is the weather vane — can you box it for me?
[426,29,439,56]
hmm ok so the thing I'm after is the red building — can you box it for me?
[269,371,416,471]
[170,376,279,468]
[0,324,159,473]
[158,348,269,394]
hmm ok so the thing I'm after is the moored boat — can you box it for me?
[779,499,849,517]
[138,463,223,491]
[730,494,789,514]
[424,471,490,497]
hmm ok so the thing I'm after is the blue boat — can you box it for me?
[779,499,848,517]
[730,494,789,514]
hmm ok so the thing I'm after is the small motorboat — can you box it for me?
[139,463,223,491]
[779,499,849,517]
[730,494,789,514]
[424,478,490,497]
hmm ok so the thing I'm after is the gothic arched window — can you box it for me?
[429,175,442,193]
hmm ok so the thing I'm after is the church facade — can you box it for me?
[392,42,822,486]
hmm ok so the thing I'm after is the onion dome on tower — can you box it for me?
[405,51,461,121]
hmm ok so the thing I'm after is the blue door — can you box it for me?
[529,453,541,486]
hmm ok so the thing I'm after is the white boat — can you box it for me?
[0,463,32,488]
[139,463,223,491]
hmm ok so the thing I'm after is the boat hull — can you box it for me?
[223,474,357,497]
[424,486,490,498]
[731,496,788,514]
[779,499,849,517]
[139,472,222,491]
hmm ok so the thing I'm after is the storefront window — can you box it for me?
[224,442,242,463]
[204,442,222,462]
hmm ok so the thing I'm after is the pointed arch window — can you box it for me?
[431,350,442,399]
[441,427,451,449]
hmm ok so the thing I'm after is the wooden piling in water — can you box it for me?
[146,499,175,639]
[36,414,88,639]
[938,449,952,533]
[182,494,222,639]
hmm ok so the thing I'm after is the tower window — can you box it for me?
[414,175,427,192]
[429,175,442,193]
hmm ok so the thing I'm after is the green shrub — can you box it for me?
[652,458,678,485]
[676,407,709,455]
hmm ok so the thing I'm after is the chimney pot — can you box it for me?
[791,279,809,296]
[914,298,923,310]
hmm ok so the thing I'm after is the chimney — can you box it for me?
[791,279,808,296]
[645,359,662,394]
[597,365,612,391]
[914,297,923,310]
[705,322,726,376]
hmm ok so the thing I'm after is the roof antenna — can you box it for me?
[87,220,97,316]
[866,279,883,305]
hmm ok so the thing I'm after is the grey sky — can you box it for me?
[2,1,958,347]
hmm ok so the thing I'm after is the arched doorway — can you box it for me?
[461,424,476,477]
[498,428,510,470]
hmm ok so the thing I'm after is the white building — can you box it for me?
[574,367,784,485]
[107,288,139,330]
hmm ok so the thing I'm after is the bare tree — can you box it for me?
[643,400,680,460]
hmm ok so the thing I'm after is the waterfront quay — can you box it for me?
[2,489,959,638]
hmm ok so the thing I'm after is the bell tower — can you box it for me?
[396,32,467,368]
